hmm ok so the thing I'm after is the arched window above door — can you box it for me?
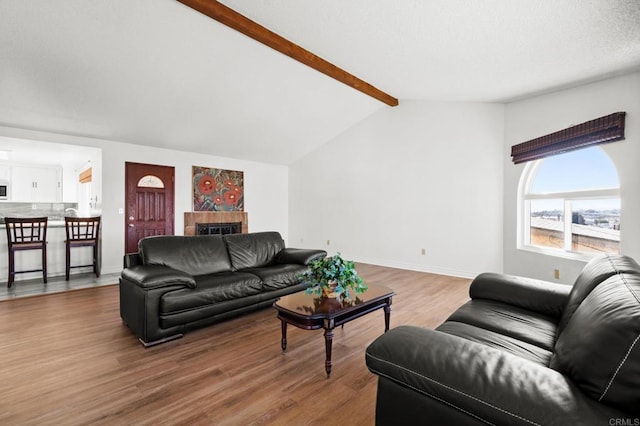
[137,175,164,188]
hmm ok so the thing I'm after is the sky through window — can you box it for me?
[530,147,619,194]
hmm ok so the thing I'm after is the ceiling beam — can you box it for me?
[176,0,399,107]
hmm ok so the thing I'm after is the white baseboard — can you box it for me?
[350,256,478,279]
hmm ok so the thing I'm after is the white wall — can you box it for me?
[289,100,505,278]
[0,126,289,276]
[7,75,633,284]
[504,72,640,283]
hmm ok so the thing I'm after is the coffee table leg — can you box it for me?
[281,320,287,352]
[384,300,391,332]
[324,328,333,378]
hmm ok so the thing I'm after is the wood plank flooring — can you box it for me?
[0,263,471,425]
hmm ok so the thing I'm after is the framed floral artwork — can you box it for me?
[193,166,244,211]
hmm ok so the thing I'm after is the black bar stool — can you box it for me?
[5,217,48,288]
[65,216,101,280]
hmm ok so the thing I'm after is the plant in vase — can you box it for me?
[299,253,367,299]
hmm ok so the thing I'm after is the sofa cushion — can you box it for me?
[223,231,285,270]
[446,299,558,352]
[160,271,262,314]
[244,263,309,291]
[556,254,640,337]
[139,235,232,276]
[437,321,553,365]
[550,272,640,414]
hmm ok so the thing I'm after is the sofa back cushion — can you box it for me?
[223,231,284,270]
[550,271,640,413]
[556,254,640,337]
[139,235,232,276]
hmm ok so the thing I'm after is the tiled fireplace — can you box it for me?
[184,212,248,236]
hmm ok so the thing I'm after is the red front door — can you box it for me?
[125,162,175,253]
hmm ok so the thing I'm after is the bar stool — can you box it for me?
[5,217,48,288]
[65,216,101,280]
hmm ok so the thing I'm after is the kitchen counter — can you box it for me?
[0,220,66,228]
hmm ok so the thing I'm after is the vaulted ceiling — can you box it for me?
[1,1,639,164]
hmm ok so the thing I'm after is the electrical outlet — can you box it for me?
[421,248,426,255]
[554,269,560,279]
[326,239,330,246]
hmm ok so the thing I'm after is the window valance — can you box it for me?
[511,112,626,164]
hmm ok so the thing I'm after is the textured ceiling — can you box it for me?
[1,0,639,164]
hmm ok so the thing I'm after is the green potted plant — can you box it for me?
[299,253,367,299]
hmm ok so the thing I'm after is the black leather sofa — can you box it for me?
[119,231,326,346]
[366,254,640,425]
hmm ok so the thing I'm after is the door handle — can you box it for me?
[128,223,134,228]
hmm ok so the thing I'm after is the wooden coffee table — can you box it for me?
[273,283,394,378]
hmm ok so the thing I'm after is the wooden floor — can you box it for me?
[0,263,471,425]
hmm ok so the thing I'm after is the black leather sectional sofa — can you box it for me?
[366,254,640,425]
[119,231,326,346]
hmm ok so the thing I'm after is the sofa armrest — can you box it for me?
[366,326,627,425]
[470,272,571,318]
[124,253,142,268]
[275,248,327,265]
[121,265,196,290]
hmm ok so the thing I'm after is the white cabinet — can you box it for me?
[11,165,62,202]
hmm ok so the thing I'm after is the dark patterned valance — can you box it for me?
[511,112,626,164]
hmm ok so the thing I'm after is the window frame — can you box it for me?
[517,149,620,261]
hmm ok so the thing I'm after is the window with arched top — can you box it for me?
[518,146,620,258]
[137,175,164,188]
